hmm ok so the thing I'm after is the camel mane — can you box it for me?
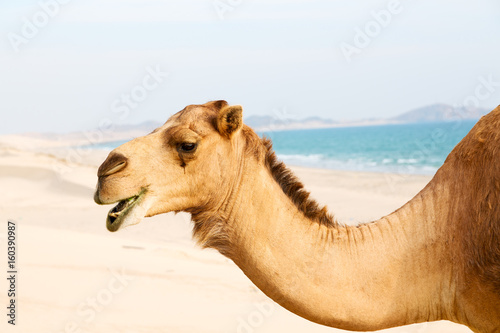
[260,137,337,228]
[190,125,337,256]
[239,125,337,228]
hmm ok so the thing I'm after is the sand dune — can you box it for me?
[0,137,472,333]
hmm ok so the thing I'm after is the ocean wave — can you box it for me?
[278,153,438,175]
[277,154,324,162]
[396,158,419,164]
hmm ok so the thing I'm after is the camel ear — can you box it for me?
[216,105,243,138]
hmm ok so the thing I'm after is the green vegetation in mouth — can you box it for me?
[107,189,147,226]
[109,196,138,221]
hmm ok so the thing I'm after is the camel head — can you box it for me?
[94,100,245,232]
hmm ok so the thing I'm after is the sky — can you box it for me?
[1,0,500,134]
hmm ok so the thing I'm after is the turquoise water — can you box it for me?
[262,120,476,174]
[90,120,477,175]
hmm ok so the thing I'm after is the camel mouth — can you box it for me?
[106,189,148,232]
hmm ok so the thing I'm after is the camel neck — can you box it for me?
[220,163,457,330]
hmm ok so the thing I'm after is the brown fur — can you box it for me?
[190,123,338,256]
[95,101,500,330]
[238,124,337,228]
[205,99,229,111]
[189,208,234,258]
[443,106,500,292]
[195,103,500,292]
[216,105,243,138]
[261,137,338,228]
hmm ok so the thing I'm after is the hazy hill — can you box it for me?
[391,104,489,123]
[25,104,492,142]
[244,115,337,131]
[244,104,490,131]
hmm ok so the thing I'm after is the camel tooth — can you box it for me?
[109,195,139,220]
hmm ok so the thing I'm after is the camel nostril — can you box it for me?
[98,153,128,177]
[104,161,126,176]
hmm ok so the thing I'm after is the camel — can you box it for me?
[94,100,500,332]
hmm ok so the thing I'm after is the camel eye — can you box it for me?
[179,142,197,153]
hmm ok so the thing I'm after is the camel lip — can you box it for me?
[106,189,147,232]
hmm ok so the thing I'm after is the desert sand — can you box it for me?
[0,135,472,333]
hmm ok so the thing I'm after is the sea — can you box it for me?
[90,120,477,175]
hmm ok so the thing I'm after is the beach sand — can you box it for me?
[0,135,472,333]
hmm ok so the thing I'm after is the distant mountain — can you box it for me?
[31,104,490,143]
[391,104,489,123]
[96,104,494,137]
[244,115,337,131]
[244,104,491,131]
